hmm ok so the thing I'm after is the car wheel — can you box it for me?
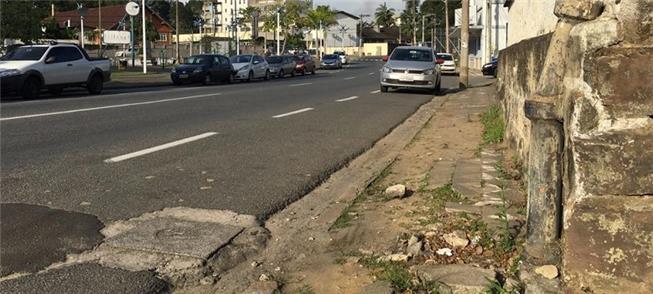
[226,74,234,84]
[278,70,284,79]
[264,70,270,81]
[311,67,316,75]
[380,85,388,93]
[48,86,64,96]
[246,71,254,82]
[87,74,103,95]
[202,74,211,85]
[301,69,305,76]
[291,70,296,77]
[21,76,41,99]
[433,79,442,95]
[172,78,183,86]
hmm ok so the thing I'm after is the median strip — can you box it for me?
[104,132,218,163]
[336,96,359,102]
[1,93,222,121]
[272,108,314,118]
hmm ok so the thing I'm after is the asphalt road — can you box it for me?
[1,61,493,284]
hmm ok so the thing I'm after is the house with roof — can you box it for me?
[52,4,175,45]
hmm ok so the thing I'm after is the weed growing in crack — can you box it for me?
[296,284,315,294]
[360,256,447,293]
[496,189,516,256]
[480,105,505,145]
[483,277,518,294]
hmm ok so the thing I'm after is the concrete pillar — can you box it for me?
[524,100,563,262]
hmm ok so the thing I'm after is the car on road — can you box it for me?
[293,55,316,75]
[320,54,342,69]
[482,58,498,77]
[0,43,111,99]
[171,54,234,85]
[333,50,348,65]
[380,46,442,94]
[231,54,270,82]
[266,55,296,78]
[436,53,457,75]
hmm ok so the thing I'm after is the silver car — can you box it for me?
[380,46,442,94]
[230,54,270,82]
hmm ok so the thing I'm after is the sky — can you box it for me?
[312,0,405,16]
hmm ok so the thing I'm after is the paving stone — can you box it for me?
[452,160,482,198]
[361,280,394,294]
[415,264,496,294]
[427,160,456,189]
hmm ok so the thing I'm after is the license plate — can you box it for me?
[401,75,414,82]
[179,74,189,78]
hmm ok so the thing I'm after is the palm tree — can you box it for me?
[375,2,396,28]
[240,6,261,38]
[307,5,337,53]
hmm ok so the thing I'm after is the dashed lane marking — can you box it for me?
[104,132,218,163]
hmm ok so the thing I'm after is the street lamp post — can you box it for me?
[141,0,147,74]
[276,7,281,55]
[421,14,435,47]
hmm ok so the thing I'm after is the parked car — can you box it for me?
[482,58,498,77]
[380,46,442,94]
[436,53,457,75]
[266,55,296,78]
[333,50,348,64]
[230,54,270,82]
[0,43,111,99]
[171,54,234,85]
[320,54,342,69]
[293,55,316,75]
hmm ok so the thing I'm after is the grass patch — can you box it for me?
[331,192,367,230]
[481,105,505,145]
[296,284,315,294]
[360,256,446,293]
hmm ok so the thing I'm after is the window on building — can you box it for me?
[159,33,167,41]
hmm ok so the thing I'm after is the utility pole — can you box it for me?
[142,0,147,74]
[235,0,240,55]
[444,0,450,53]
[421,15,425,46]
[358,14,369,56]
[486,0,492,62]
[175,0,180,64]
[412,0,417,45]
[460,0,469,88]
[98,0,102,57]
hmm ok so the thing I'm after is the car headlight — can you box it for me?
[0,69,22,78]
[171,68,176,73]
[382,66,392,73]
[238,66,249,73]
[193,68,203,73]
[423,68,434,75]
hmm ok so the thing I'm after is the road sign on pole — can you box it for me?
[126,2,139,67]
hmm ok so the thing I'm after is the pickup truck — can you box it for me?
[0,43,111,99]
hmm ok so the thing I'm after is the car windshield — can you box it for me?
[334,51,344,56]
[391,49,433,62]
[1,46,48,61]
[230,55,252,63]
[183,56,209,64]
[436,54,454,61]
[266,56,283,64]
[323,55,338,60]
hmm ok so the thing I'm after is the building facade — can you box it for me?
[454,0,509,68]
[503,0,557,46]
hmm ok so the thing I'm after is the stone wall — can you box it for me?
[500,0,653,292]
[496,33,552,161]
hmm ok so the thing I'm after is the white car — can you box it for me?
[0,43,111,99]
[230,54,270,82]
[436,53,457,74]
[334,51,347,65]
[380,46,442,94]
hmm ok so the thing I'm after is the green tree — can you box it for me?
[374,2,396,28]
[306,5,336,52]
[261,0,311,53]
[400,0,420,44]
[0,1,49,44]
[240,6,262,38]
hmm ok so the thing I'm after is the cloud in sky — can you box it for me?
[312,0,405,16]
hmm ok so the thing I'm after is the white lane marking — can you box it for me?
[344,76,356,80]
[370,90,381,94]
[289,82,313,87]
[336,96,359,102]
[1,93,221,121]
[369,72,375,75]
[104,132,218,163]
[272,108,314,118]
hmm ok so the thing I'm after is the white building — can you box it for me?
[306,11,360,55]
[503,0,557,45]
[454,0,509,68]
[201,0,249,35]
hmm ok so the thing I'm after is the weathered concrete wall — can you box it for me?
[496,33,552,161]
[501,0,653,292]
